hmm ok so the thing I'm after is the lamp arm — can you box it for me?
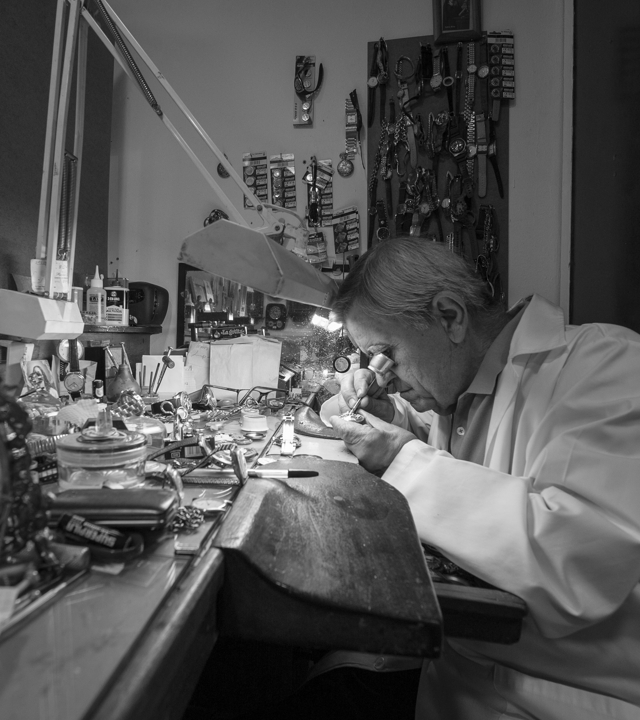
[83,0,299,242]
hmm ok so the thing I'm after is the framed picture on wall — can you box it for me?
[433,0,482,45]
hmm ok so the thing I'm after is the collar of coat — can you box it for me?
[507,294,567,360]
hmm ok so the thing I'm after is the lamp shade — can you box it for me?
[178,220,338,309]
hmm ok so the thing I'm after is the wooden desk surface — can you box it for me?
[0,418,258,720]
[0,524,223,720]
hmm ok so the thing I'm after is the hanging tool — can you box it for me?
[348,90,365,169]
[307,156,320,226]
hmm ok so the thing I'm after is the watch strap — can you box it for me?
[489,153,504,199]
[419,43,433,93]
[376,199,388,223]
[375,199,390,241]
[442,46,453,115]
[377,39,389,125]
[430,51,442,91]
[367,177,378,249]
[478,36,489,118]
[406,121,418,173]
[69,338,80,373]
[385,171,394,223]
[466,109,476,176]
[454,42,463,119]
[487,119,504,198]
[409,211,426,237]
[395,182,407,235]
[367,42,379,128]
[380,77,387,125]
[491,97,501,123]
[476,113,488,198]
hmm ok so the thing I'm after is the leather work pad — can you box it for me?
[213,457,443,658]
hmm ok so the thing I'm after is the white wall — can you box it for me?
[107,0,571,352]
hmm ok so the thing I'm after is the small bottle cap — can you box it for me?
[90,265,104,288]
[92,379,104,398]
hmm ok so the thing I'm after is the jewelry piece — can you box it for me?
[170,506,205,533]
[339,411,365,424]
[273,434,301,448]
[337,152,354,178]
[430,51,443,91]
[345,90,364,169]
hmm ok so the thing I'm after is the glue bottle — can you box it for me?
[104,270,130,326]
[86,265,106,322]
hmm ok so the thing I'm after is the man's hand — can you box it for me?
[338,368,395,423]
[330,411,416,474]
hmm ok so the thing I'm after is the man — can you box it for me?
[329,237,640,719]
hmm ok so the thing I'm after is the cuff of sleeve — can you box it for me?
[383,439,438,494]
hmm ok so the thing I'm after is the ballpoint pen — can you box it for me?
[186,467,319,480]
[248,469,319,479]
[230,446,319,485]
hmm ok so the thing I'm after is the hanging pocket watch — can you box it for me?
[337,152,354,178]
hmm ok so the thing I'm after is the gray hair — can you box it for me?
[331,238,505,330]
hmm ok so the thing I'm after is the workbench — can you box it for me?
[0,413,526,720]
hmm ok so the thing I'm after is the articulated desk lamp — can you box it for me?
[0,0,338,571]
[0,0,337,346]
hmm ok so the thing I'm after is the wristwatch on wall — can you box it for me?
[376,199,390,241]
[475,112,488,197]
[430,51,443,92]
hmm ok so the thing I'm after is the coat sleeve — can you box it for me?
[383,328,640,639]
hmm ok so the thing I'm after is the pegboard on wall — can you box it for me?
[366,34,510,301]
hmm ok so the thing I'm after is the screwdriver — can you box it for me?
[348,352,395,416]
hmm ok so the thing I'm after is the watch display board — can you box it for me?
[366,34,510,301]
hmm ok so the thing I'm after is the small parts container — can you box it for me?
[240,411,268,433]
[56,426,147,491]
[124,415,167,450]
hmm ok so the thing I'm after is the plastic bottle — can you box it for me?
[104,271,130,326]
[86,266,106,322]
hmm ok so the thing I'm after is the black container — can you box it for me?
[129,282,169,326]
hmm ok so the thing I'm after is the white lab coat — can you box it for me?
[384,294,640,719]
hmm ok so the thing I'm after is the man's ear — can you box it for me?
[430,291,468,344]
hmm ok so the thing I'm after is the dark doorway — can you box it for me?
[571,2,640,330]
